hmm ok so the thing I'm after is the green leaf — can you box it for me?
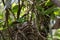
[44,6,56,14]
[36,5,44,14]
[0,27,3,30]
[18,17,26,23]
[53,7,60,16]
[45,0,53,6]
[12,5,18,13]
[0,13,3,19]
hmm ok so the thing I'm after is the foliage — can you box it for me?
[0,0,60,40]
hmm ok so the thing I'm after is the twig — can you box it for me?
[17,0,23,20]
[18,30,28,40]
[2,0,14,40]
[14,30,28,40]
[2,0,16,20]
[9,8,16,20]
[21,7,32,18]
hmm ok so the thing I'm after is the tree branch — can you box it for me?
[17,0,23,20]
